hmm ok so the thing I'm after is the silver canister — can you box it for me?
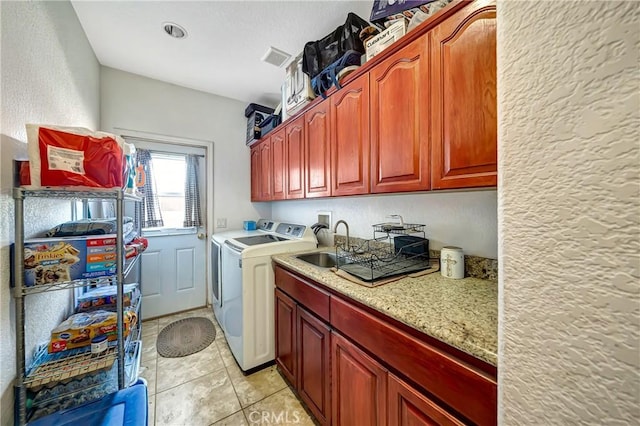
[441,246,464,279]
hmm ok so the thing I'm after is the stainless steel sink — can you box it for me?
[295,252,337,268]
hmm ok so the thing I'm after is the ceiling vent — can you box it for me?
[261,46,291,67]
[163,22,187,39]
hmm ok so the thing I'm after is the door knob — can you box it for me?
[197,233,206,240]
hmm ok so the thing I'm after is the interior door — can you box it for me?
[128,140,208,320]
[140,230,206,319]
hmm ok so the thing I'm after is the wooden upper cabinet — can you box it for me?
[304,100,332,198]
[370,36,430,194]
[254,0,497,200]
[430,0,497,189]
[250,144,261,202]
[270,129,286,200]
[331,74,370,196]
[285,116,305,199]
[259,139,272,200]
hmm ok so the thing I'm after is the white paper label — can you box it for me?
[47,145,85,175]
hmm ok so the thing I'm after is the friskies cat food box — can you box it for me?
[12,235,117,287]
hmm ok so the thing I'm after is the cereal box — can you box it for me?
[15,235,118,287]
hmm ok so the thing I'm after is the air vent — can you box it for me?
[261,46,291,67]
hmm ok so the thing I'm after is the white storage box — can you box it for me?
[284,53,315,119]
[365,20,408,61]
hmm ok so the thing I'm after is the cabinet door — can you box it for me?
[271,129,286,200]
[275,288,297,386]
[370,36,430,194]
[430,1,497,189]
[388,374,464,426]
[250,144,261,201]
[259,139,272,200]
[304,100,331,198]
[331,74,370,196]
[286,117,305,199]
[297,306,331,425]
[332,331,387,426]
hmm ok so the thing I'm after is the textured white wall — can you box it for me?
[0,2,100,425]
[272,190,497,258]
[99,67,271,233]
[498,2,639,424]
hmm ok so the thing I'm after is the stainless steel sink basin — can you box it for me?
[295,252,337,268]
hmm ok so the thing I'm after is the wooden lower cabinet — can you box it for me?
[275,288,296,386]
[275,265,496,426]
[297,307,331,425]
[388,374,464,426]
[274,275,331,426]
[332,331,387,426]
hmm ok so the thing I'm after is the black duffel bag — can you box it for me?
[302,13,370,80]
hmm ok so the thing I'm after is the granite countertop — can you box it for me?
[272,248,498,366]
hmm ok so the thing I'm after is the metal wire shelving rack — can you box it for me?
[12,187,142,425]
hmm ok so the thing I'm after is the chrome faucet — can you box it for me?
[333,220,350,250]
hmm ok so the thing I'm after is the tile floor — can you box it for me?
[140,307,315,426]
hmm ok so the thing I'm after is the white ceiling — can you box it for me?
[71,1,374,108]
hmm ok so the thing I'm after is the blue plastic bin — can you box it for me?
[29,380,148,426]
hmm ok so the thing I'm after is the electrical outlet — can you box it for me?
[216,218,227,228]
[317,211,332,229]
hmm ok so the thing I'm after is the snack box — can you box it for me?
[48,309,136,353]
[12,235,117,287]
[76,283,139,312]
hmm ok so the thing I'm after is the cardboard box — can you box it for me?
[75,283,139,312]
[370,0,435,26]
[16,235,118,287]
[48,310,136,353]
[365,20,408,61]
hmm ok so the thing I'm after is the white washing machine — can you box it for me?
[210,225,264,326]
[220,221,316,372]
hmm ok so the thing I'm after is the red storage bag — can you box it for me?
[26,125,125,189]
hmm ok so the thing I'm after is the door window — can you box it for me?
[150,153,187,229]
